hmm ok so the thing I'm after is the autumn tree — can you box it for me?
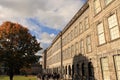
[0,21,42,80]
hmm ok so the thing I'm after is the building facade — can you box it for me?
[42,0,120,80]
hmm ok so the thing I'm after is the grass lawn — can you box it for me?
[0,75,37,80]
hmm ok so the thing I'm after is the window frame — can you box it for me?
[100,57,111,80]
[107,13,120,40]
[84,17,90,30]
[94,0,102,14]
[86,35,92,53]
[113,54,120,80]
[104,0,113,5]
[97,22,106,45]
[79,22,83,34]
[80,39,84,54]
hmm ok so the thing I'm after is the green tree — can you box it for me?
[0,21,42,80]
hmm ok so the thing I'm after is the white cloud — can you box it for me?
[0,0,85,30]
[39,32,56,50]
[0,0,86,50]
[40,32,56,44]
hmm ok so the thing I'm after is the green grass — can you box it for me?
[0,75,37,80]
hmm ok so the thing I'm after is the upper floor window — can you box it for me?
[64,37,66,45]
[108,14,119,40]
[97,22,106,45]
[80,40,84,54]
[71,30,73,40]
[63,50,65,59]
[68,47,71,57]
[67,33,70,43]
[76,25,79,36]
[105,0,113,5]
[86,36,92,53]
[74,26,77,37]
[75,42,79,54]
[71,45,74,57]
[79,22,83,34]
[84,17,89,30]
[72,30,74,40]
[94,0,101,14]
[70,46,72,57]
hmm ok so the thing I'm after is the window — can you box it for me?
[66,34,69,44]
[72,30,74,39]
[62,38,65,46]
[86,36,92,53]
[73,44,75,56]
[63,50,65,60]
[68,47,71,58]
[70,46,72,57]
[94,0,101,14]
[74,26,77,37]
[101,57,110,80]
[114,55,120,80]
[69,47,71,57]
[85,17,89,29]
[71,45,74,57]
[75,42,79,54]
[80,40,84,54]
[97,22,106,45]
[108,14,119,40]
[67,33,69,43]
[64,36,66,45]
[105,0,113,5]
[79,22,83,34]
[66,48,69,59]
[77,25,79,36]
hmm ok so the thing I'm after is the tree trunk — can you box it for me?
[10,75,13,80]
[8,66,14,80]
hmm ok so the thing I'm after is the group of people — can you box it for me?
[37,72,60,80]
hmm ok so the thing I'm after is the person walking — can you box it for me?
[37,73,41,80]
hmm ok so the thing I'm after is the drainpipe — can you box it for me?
[60,31,63,80]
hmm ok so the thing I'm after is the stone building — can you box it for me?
[42,50,47,70]
[42,0,120,80]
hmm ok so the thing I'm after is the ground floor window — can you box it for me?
[114,55,120,80]
[100,57,110,80]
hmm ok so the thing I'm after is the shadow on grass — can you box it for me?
[0,75,37,80]
[0,75,8,80]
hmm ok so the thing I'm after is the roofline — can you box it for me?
[62,1,89,34]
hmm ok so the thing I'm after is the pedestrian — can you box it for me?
[42,74,45,80]
[37,73,41,80]
[56,73,60,80]
[53,72,56,80]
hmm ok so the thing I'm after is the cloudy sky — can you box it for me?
[0,0,86,54]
